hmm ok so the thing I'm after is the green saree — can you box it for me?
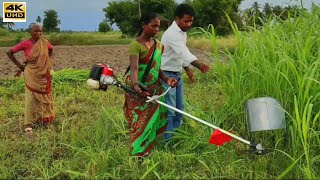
[124,39,167,156]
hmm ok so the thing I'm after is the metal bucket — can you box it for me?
[246,97,286,132]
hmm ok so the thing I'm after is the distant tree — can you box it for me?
[103,0,176,36]
[242,2,264,28]
[98,20,112,33]
[0,16,15,29]
[43,9,61,33]
[0,16,3,28]
[186,0,243,36]
[272,5,283,18]
[242,3,307,29]
[3,22,15,29]
[104,1,137,36]
[263,3,273,18]
[275,5,304,20]
[252,2,264,26]
[36,16,42,23]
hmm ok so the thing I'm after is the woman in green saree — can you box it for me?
[124,13,178,157]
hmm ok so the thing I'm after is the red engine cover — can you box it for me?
[99,64,113,76]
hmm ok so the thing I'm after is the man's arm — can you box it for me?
[167,36,209,73]
[183,66,195,83]
[183,61,209,83]
[190,60,209,73]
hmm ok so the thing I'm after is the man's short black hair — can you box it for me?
[174,4,195,19]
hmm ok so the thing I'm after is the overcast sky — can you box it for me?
[1,0,319,31]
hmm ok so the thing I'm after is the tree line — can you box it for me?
[103,0,307,36]
[241,2,305,29]
[0,9,61,33]
[1,1,307,35]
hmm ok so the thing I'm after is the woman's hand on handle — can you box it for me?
[166,77,178,87]
[133,83,150,96]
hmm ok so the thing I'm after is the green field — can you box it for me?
[0,7,319,179]
[0,31,132,47]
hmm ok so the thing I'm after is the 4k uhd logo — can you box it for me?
[3,2,26,22]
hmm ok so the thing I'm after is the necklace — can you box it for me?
[137,36,153,49]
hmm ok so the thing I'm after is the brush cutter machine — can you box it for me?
[87,64,286,155]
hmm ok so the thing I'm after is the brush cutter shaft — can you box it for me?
[149,97,251,145]
[88,66,261,151]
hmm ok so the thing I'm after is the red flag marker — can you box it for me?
[209,129,233,146]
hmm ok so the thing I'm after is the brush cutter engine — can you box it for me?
[87,64,115,91]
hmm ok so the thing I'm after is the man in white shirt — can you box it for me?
[161,4,209,142]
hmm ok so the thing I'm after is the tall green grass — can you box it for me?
[188,26,237,53]
[208,6,320,179]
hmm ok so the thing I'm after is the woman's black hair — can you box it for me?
[137,12,159,37]
[174,4,195,19]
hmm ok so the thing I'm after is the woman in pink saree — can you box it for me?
[7,23,54,136]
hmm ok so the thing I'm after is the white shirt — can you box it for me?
[161,21,197,72]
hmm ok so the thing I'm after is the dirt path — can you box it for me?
[0,45,213,77]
